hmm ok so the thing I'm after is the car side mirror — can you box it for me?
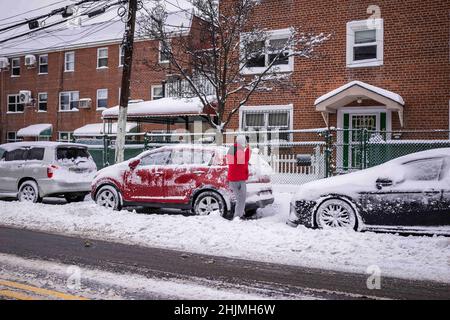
[128,159,140,170]
[376,178,393,190]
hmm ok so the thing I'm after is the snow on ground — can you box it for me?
[0,253,299,300]
[0,188,449,284]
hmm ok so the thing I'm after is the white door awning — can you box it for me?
[314,81,405,127]
[73,122,138,136]
[17,124,52,138]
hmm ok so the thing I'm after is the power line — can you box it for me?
[0,0,68,25]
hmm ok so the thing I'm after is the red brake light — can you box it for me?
[47,165,59,178]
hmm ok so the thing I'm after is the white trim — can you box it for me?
[151,85,164,100]
[59,91,79,112]
[6,94,24,113]
[240,28,294,75]
[346,19,384,68]
[239,104,294,133]
[97,47,108,69]
[118,45,124,67]
[58,131,74,143]
[158,41,170,64]
[37,92,48,112]
[38,54,48,75]
[64,51,75,72]
[96,88,108,110]
[10,57,20,77]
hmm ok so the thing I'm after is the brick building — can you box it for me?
[221,0,449,135]
[0,11,201,144]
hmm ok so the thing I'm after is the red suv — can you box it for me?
[91,145,274,216]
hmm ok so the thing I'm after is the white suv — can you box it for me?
[0,141,97,203]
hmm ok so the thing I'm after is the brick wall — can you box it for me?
[222,0,450,132]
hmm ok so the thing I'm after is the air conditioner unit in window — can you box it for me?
[78,98,92,109]
[19,90,32,104]
[25,55,36,67]
[0,57,9,70]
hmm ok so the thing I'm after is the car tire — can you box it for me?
[95,185,122,211]
[315,198,358,230]
[193,191,225,216]
[65,194,86,203]
[18,180,42,203]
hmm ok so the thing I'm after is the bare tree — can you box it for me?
[138,0,330,141]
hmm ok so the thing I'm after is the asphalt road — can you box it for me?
[0,226,449,300]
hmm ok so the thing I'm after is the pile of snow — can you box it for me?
[0,192,448,283]
[73,123,137,136]
[17,124,52,138]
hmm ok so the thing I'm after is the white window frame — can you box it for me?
[240,28,294,75]
[58,131,74,143]
[119,45,125,67]
[346,19,384,68]
[11,58,20,77]
[38,92,48,112]
[96,88,108,110]
[38,54,48,74]
[151,85,164,100]
[7,94,24,113]
[59,91,79,112]
[97,47,108,69]
[239,104,294,141]
[64,51,75,72]
[7,131,20,143]
[158,41,171,64]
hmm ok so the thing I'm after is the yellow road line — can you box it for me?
[0,279,89,300]
[0,289,38,300]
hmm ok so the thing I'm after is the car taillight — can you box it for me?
[47,165,59,178]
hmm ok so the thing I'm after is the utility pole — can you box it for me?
[115,0,137,163]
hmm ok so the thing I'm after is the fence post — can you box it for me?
[323,129,333,178]
[144,133,149,150]
[103,134,109,168]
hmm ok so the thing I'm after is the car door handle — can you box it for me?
[424,190,438,196]
[154,171,163,176]
[193,171,204,175]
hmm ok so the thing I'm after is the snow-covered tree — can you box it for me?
[138,0,331,141]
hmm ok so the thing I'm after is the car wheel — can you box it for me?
[95,186,122,211]
[65,194,86,203]
[193,191,225,216]
[315,198,358,230]
[18,181,42,203]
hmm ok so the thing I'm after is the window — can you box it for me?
[140,151,172,166]
[26,148,45,161]
[403,158,444,181]
[57,147,89,160]
[5,148,26,161]
[65,52,75,72]
[159,41,171,64]
[97,48,108,68]
[241,29,293,74]
[241,106,292,142]
[151,85,164,100]
[97,89,108,109]
[59,91,79,111]
[7,131,20,143]
[39,55,48,74]
[171,149,214,166]
[38,93,48,112]
[11,58,20,76]
[58,132,74,143]
[7,94,24,113]
[119,45,125,67]
[347,19,383,68]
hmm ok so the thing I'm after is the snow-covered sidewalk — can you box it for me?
[0,189,449,283]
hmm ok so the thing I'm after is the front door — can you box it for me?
[341,111,387,171]
[124,150,171,203]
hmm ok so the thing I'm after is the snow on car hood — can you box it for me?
[92,160,131,186]
[293,164,405,201]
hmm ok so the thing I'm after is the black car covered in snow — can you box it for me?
[287,148,450,235]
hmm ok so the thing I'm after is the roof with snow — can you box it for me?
[102,96,217,122]
[314,81,405,106]
[0,11,193,56]
[17,124,52,138]
[73,122,138,136]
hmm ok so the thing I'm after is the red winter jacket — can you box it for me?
[226,144,251,182]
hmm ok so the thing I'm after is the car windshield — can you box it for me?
[0,148,5,160]
[57,147,89,161]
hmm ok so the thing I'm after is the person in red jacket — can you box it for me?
[226,135,251,219]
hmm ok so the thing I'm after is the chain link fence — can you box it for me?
[76,128,450,185]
